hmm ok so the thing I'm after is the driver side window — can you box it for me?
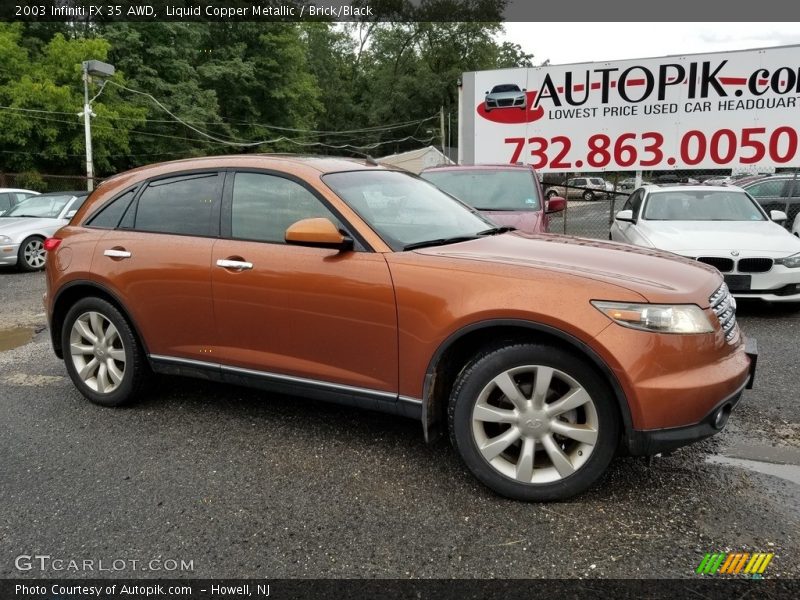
[622,190,644,217]
[231,172,341,244]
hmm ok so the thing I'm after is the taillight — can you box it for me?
[44,238,62,252]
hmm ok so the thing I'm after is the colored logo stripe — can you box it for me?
[698,552,774,575]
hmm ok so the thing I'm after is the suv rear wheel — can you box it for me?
[582,190,595,201]
[62,297,149,407]
[449,343,619,501]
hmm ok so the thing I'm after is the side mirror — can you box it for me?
[770,210,787,223]
[545,197,566,213]
[485,91,489,95]
[65,210,77,219]
[615,209,635,223]
[522,88,527,91]
[285,218,353,251]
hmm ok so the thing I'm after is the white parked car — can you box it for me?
[0,188,39,215]
[610,185,800,302]
[0,190,88,271]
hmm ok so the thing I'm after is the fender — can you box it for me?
[421,318,633,443]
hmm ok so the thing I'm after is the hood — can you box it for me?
[0,217,67,238]
[415,233,722,305]
[640,220,800,257]
[479,210,545,235]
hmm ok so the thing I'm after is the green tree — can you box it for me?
[0,23,145,177]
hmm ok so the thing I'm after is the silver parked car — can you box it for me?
[0,191,88,271]
[484,83,527,112]
[0,188,39,215]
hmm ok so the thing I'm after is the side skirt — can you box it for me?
[148,354,423,420]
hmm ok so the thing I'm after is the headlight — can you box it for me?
[591,301,714,334]
[0,235,12,244]
[775,253,800,268]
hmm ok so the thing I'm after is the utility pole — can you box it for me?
[81,62,94,191]
[440,106,446,153]
[80,60,115,192]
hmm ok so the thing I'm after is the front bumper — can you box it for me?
[0,242,20,265]
[626,336,758,456]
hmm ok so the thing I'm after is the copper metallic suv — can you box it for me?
[44,156,757,501]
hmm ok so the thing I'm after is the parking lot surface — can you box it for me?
[1,268,799,579]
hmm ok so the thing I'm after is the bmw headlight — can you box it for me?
[591,301,714,334]
[775,253,800,268]
[0,235,12,244]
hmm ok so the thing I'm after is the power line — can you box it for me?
[0,111,437,152]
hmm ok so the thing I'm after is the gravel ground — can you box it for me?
[1,269,798,580]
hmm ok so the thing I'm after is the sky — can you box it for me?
[501,22,800,66]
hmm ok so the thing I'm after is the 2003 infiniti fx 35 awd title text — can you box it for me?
[43,155,757,501]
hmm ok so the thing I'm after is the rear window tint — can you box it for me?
[134,173,220,236]
[87,190,136,229]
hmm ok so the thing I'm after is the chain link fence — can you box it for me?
[0,172,94,194]
[543,167,800,239]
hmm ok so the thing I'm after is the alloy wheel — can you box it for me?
[471,365,599,484]
[69,311,127,394]
[23,239,46,269]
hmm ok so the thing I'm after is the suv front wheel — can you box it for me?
[449,343,619,501]
[62,297,149,407]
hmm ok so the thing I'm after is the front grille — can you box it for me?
[697,256,734,272]
[737,257,773,273]
[709,283,738,344]
[497,99,514,106]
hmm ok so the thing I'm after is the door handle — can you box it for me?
[216,259,253,271]
[104,249,131,259]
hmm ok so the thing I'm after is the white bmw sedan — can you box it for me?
[610,185,800,302]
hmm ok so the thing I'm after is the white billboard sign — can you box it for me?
[469,46,800,171]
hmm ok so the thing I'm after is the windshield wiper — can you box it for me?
[8,214,43,218]
[477,226,516,235]
[403,235,480,251]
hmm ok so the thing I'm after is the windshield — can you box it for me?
[491,84,521,93]
[421,169,541,211]
[643,190,766,221]
[4,194,73,218]
[322,170,494,251]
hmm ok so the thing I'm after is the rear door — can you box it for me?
[90,171,222,360]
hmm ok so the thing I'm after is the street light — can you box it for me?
[81,60,115,191]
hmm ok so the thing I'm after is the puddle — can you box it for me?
[706,455,800,485]
[0,326,35,351]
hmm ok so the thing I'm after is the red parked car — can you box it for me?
[420,164,565,234]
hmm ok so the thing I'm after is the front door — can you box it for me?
[211,171,398,394]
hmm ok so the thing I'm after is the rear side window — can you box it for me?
[87,190,136,229]
[230,172,340,244]
[134,173,220,236]
[745,179,787,198]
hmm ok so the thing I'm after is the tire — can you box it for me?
[546,190,557,200]
[582,190,595,202]
[448,343,619,501]
[17,236,46,272]
[61,297,149,407]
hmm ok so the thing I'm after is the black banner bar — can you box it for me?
[3,1,800,22]
[3,579,800,600]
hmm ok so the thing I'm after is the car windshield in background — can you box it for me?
[3,194,73,218]
[322,170,493,251]
[421,170,541,211]
[643,190,766,221]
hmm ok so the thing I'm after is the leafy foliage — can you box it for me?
[0,18,534,178]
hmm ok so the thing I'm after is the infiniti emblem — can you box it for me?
[730,250,739,257]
